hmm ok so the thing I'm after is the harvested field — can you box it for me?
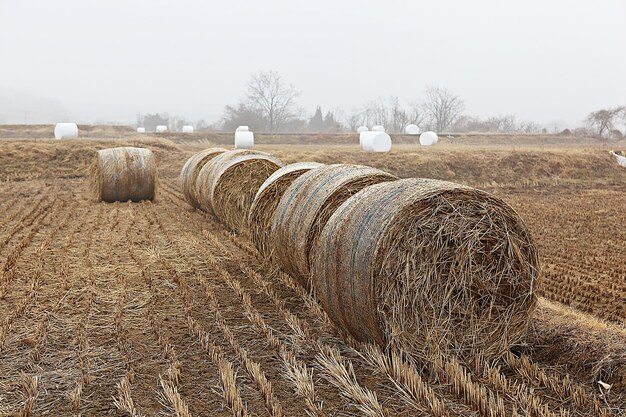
[0,128,624,416]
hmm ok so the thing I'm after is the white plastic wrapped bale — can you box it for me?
[419,131,438,146]
[371,125,385,132]
[137,127,146,133]
[182,125,194,133]
[609,151,626,167]
[236,126,249,132]
[357,126,369,133]
[156,125,167,133]
[235,131,254,149]
[360,131,392,152]
[405,124,420,135]
[54,123,78,140]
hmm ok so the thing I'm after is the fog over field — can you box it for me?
[1,0,625,127]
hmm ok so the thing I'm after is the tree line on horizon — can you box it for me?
[137,71,626,139]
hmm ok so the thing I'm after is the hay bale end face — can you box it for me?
[271,164,397,288]
[179,148,227,209]
[90,147,157,203]
[200,151,283,231]
[311,178,539,359]
[249,162,324,257]
[195,149,272,214]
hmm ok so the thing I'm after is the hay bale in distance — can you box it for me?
[182,125,194,133]
[54,123,78,139]
[360,131,392,152]
[179,148,227,209]
[311,178,539,359]
[156,125,167,133]
[371,125,385,132]
[419,131,438,146]
[236,126,249,132]
[357,126,369,133]
[137,127,146,133]
[271,164,397,288]
[405,124,420,135]
[90,147,157,203]
[235,131,254,148]
[195,149,271,213]
[208,153,283,232]
[249,162,324,257]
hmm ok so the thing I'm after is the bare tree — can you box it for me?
[421,86,464,132]
[344,108,365,131]
[586,106,625,138]
[246,70,300,133]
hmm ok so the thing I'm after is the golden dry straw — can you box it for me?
[89,147,157,202]
[179,148,227,208]
[203,152,284,232]
[271,164,397,288]
[249,162,324,258]
[311,178,539,359]
[195,149,271,214]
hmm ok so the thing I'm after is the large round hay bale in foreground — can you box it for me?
[179,148,227,209]
[195,149,271,213]
[311,178,539,359]
[204,152,283,231]
[271,165,397,288]
[249,162,324,257]
[90,147,157,203]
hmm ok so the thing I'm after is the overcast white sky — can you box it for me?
[1,0,625,127]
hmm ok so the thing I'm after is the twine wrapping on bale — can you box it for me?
[311,178,539,359]
[195,149,270,213]
[90,147,158,203]
[271,164,397,288]
[179,148,227,209]
[249,162,324,257]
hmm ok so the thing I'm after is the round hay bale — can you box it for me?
[371,125,385,132]
[156,125,167,133]
[249,162,324,257]
[90,147,157,203]
[209,153,283,232]
[311,178,539,358]
[182,125,194,133]
[419,131,438,146]
[360,131,392,152]
[54,123,78,139]
[405,124,420,135]
[357,126,369,133]
[236,126,249,132]
[179,148,227,209]
[195,149,271,213]
[271,164,397,288]
[235,131,254,148]
[137,127,146,133]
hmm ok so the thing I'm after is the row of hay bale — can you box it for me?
[180,148,540,360]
